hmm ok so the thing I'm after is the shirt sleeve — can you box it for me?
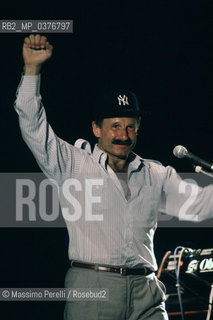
[14,74,84,184]
[160,165,213,222]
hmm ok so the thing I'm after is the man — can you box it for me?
[14,34,213,320]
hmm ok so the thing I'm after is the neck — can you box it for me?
[96,144,131,173]
[108,155,129,173]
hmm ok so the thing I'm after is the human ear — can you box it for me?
[92,121,101,138]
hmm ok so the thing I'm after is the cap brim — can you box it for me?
[96,110,142,119]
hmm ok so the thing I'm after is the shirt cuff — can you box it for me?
[18,74,41,96]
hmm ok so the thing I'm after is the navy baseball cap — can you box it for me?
[92,89,142,120]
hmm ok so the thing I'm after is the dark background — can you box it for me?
[0,0,213,319]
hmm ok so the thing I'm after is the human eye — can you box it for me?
[128,124,136,130]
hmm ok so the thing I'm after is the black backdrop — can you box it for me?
[0,1,213,319]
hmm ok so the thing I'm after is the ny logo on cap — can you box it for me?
[117,95,129,106]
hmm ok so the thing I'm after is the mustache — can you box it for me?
[112,139,132,145]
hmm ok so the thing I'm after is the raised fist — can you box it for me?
[23,34,53,74]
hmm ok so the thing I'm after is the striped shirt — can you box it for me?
[14,75,213,270]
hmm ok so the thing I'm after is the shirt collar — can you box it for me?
[92,144,144,171]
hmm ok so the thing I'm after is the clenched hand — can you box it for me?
[23,34,53,75]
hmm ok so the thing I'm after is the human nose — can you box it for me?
[119,127,128,140]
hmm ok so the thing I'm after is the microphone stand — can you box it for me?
[194,166,213,178]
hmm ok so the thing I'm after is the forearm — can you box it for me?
[161,166,213,222]
[15,75,64,180]
[14,75,50,164]
[14,74,79,183]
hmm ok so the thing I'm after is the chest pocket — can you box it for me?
[132,185,161,228]
[79,175,116,213]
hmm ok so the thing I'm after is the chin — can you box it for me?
[115,147,132,158]
[114,152,129,159]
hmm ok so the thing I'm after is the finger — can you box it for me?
[40,35,47,48]
[45,41,53,51]
[23,37,30,48]
[34,34,41,48]
[29,34,36,48]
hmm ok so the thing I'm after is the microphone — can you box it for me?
[173,145,213,172]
